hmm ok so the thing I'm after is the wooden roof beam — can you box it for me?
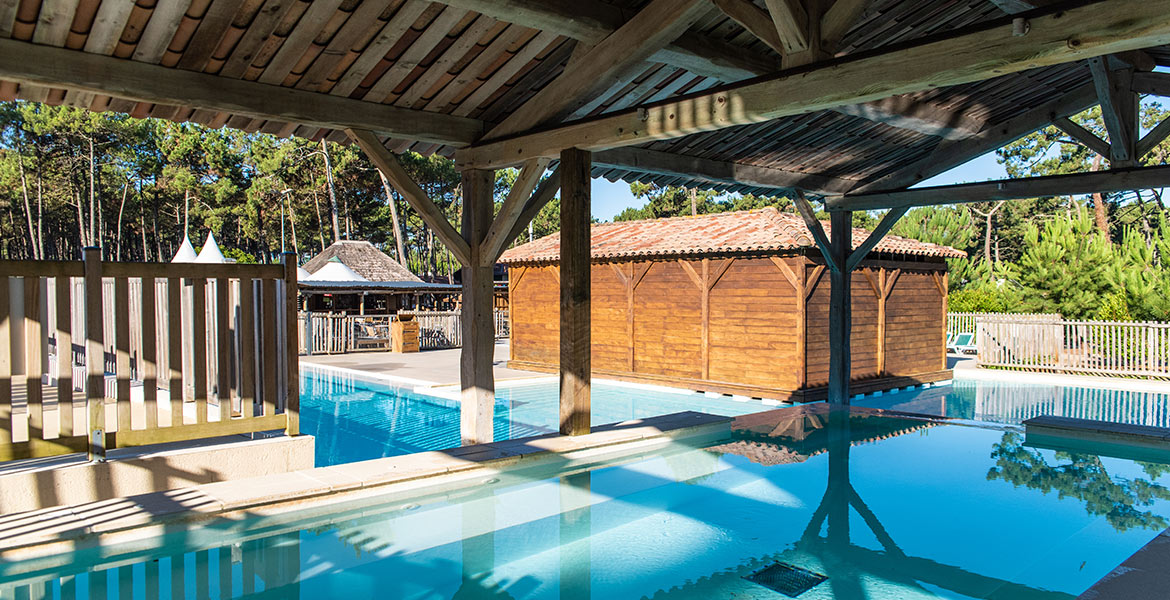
[481,158,551,264]
[1133,71,1170,96]
[1089,56,1138,166]
[0,38,487,148]
[764,0,810,54]
[592,147,858,195]
[1138,115,1170,157]
[827,164,1170,211]
[833,95,988,139]
[347,130,473,266]
[455,0,1170,170]
[429,0,777,81]
[709,0,789,55]
[1053,116,1111,157]
[485,0,711,140]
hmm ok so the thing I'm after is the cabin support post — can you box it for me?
[827,211,852,406]
[460,169,495,445]
[560,148,591,436]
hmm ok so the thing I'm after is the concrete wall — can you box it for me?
[0,435,314,514]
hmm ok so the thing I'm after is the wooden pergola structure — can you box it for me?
[3,0,1170,446]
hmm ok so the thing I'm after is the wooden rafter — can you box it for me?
[1137,116,1170,158]
[428,0,775,81]
[844,207,908,272]
[829,164,1170,211]
[793,192,838,273]
[502,168,563,253]
[709,0,788,55]
[347,129,472,266]
[1133,71,1170,97]
[1053,116,1111,158]
[1089,56,1138,165]
[821,0,868,51]
[455,0,1170,169]
[485,0,711,139]
[0,38,486,148]
[764,0,810,54]
[481,158,551,265]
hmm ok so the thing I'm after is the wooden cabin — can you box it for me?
[500,208,965,401]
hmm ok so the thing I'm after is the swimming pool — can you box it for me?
[4,407,1166,599]
[856,377,1170,427]
[300,366,773,465]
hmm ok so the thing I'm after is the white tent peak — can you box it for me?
[171,236,198,263]
[195,232,227,264]
[305,260,367,282]
[297,266,311,281]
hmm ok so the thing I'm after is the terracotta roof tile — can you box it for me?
[499,208,965,264]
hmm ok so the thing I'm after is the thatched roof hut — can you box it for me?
[303,240,420,283]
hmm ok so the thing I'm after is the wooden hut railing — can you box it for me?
[0,249,299,463]
[299,309,509,354]
[976,315,1170,379]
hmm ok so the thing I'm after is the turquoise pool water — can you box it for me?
[855,377,1170,427]
[300,367,773,465]
[4,410,1168,599]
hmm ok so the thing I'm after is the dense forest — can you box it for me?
[0,101,561,282]
[1,98,1169,319]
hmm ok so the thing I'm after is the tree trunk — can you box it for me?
[312,189,326,251]
[1091,154,1109,235]
[89,136,97,251]
[378,171,408,265]
[320,139,341,243]
[116,181,129,260]
[15,150,37,259]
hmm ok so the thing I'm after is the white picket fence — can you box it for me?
[299,310,509,355]
[947,312,1060,337]
[976,315,1170,379]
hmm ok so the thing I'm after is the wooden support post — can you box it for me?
[460,169,495,445]
[83,247,105,460]
[283,252,300,436]
[827,211,852,406]
[559,148,591,436]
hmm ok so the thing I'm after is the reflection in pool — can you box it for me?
[3,406,1168,599]
[856,377,1170,428]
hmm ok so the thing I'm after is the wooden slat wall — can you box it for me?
[508,253,949,398]
[0,257,296,462]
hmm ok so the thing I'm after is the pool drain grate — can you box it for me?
[743,562,827,597]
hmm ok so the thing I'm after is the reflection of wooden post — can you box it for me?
[560,472,592,600]
[560,148,591,436]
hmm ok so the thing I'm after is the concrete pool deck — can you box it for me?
[302,340,543,388]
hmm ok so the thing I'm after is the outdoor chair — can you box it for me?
[947,332,976,354]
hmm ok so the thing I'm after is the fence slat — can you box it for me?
[262,279,277,418]
[167,277,183,427]
[142,278,158,430]
[216,278,230,409]
[0,280,10,448]
[239,279,255,419]
[973,313,1170,378]
[26,277,43,440]
[56,277,74,437]
[192,278,208,424]
[115,277,131,434]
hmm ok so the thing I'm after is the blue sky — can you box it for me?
[589,151,1008,222]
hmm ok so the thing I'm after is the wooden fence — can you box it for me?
[947,312,1061,337]
[0,249,299,462]
[976,315,1170,378]
[299,310,509,355]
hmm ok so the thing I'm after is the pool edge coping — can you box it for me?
[0,410,737,564]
